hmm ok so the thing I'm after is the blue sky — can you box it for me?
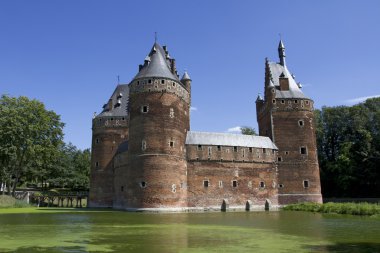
[1,0,379,150]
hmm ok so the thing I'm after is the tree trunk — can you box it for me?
[11,177,19,197]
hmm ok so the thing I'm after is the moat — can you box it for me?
[0,209,379,253]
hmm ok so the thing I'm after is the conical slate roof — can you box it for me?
[133,43,179,81]
[181,71,191,80]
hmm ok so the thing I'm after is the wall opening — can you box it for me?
[265,199,271,211]
[303,180,309,188]
[221,199,228,212]
[203,180,209,188]
[232,180,237,188]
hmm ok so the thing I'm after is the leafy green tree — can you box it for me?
[240,126,257,135]
[0,95,64,195]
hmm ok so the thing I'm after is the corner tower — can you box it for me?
[256,40,322,204]
[122,43,190,210]
[88,84,129,207]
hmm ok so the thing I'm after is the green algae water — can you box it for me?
[0,209,379,252]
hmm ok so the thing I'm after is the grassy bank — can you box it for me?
[0,195,30,208]
[283,202,380,216]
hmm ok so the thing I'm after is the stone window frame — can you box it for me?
[218,181,223,188]
[141,140,147,151]
[298,119,304,127]
[203,180,210,188]
[232,180,238,188]
[140,181,147,188]
[303,180,309,188]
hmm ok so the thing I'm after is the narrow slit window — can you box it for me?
[259,181,265,188]
[203,180,209,188]
[234,146,238,152]
[303,180,309,188]
[232,180,238,188]
[217,145,221,151]
[208,147,212,156]
[169,141,174,147]
[142,105,148,113]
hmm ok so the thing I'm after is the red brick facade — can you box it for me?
[88,41,322,211]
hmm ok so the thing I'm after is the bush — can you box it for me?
[283,202,380,216]
[0,195,30,208]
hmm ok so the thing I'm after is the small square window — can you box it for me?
[169,141,174,147]
[259,181,265,188]
[278,157,282,162]
[217,145,221,151]
[272,99,276,104]
[232,180,238,188]
[233,146,238,152]
[142,105,148,113]
[197,145,202,151]
[300,147,307,155]
[203,180,209,187]
[298,120,304,127]
[281,100,285,104]
[161,80,165,84]
[303,180,309,188]
[249,147,253,152]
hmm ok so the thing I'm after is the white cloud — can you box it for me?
[227,126,241,133]
[344,94,380,105]
[190,106,197,111]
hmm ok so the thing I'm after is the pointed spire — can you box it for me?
[256,93,264,102]
[181,71,191,81]
[278,39,286,66]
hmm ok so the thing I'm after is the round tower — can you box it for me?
[257,40,322,205]
[88,85,129,208]
[123,43,190,210]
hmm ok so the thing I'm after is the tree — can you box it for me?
[0,95,64,195]
[315,97,380,198]
[240,126,257,135]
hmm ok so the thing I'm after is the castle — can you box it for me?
[88,40,322,211]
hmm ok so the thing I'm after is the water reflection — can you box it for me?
[0,210,379,253]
